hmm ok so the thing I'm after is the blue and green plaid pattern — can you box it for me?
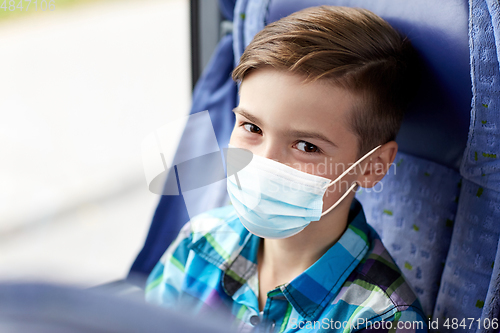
[146,200,427,332]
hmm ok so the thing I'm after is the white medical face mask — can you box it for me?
[226,145,381,239]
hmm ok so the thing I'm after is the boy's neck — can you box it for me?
[257,195,354,310]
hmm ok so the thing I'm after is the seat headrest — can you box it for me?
[266,0,471,170]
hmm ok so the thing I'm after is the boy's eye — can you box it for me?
[243,123,262,135]
[296,141,319,153]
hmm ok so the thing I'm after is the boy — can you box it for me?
[146,6,427,333]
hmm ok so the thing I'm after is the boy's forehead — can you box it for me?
[237,69,358,145]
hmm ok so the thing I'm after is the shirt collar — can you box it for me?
[188,208,259,298]
[281,199,371,320]
[189,199,371,320]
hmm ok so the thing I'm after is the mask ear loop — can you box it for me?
[320,145,382,217]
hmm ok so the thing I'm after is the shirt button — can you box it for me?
[250,315,260,326]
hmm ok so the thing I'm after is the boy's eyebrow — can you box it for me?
[285,129,338,148]
[232,107,262,126]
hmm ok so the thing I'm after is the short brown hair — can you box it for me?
[232,6,419,155]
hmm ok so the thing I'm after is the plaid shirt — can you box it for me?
[146,200,427,332]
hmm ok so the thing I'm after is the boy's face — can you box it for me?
[230,68,364,211]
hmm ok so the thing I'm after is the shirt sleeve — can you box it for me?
[144,221,193,307]
[354,310,428,333]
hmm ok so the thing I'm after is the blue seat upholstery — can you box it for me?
[131,0,500,331]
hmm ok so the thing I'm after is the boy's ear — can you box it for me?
[357,141,398,188]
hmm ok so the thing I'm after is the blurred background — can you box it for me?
[0,0,207,287]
